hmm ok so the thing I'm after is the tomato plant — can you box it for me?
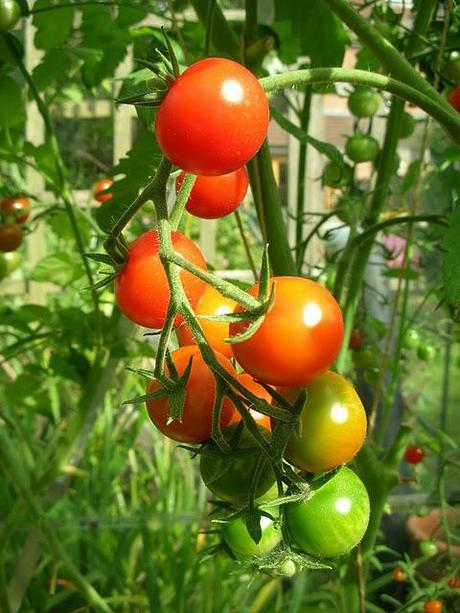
[229,373,272,431]
[345,133,379,163]
[424,600,443,613]
[404,444,425,464]
[230,276,344,386]
[285,467,370,558]
[0,224,22,252]
[176,284,236,358]
[145,346,236,443]
[222,510,281,558]
[0,0,20,30]
[393,567,406,582]
[114,230,207,329]
[280,371,367,473]
[200,424,276,505]
[347,88,380,118]
[155,58,269,176]
[322,161,353,188]
[176,166,248,219]
[1,196,30,223]
[93,178,113,203]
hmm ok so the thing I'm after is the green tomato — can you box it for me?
[345,133,379,163]
[352,347,376,369]
[322,161,353,188]
[348,88,380,118]
[200,424,276,506]
[443,53,460,85]
[285,467,370,558]
[399,112,416,139]
[0,250,21,279]
[402,328,420,349]
[419,539,437,557]
[223,509,281,558]
[417,345,436,362]
[0,0,20,30]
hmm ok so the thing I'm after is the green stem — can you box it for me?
[295,87,313,270]
[234,209,258,282]
[438,324,452,476]
[190,0,241,61]
[170,173,196,230]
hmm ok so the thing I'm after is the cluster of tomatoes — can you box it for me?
[111,57,371,566]
[0,195,29,281]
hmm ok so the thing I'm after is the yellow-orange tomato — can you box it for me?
[146,346,236,443]
[229,373,272,431]
[176,285,236,358]
[279,371,367,473]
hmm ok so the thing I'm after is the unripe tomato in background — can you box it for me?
[348,88,380,118]
[0,0,21,30]
[345,133,379,163]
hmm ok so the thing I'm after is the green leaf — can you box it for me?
[0,75,25,128]
[15,305,52,323]
[30,252,85,286]
[442,204,460,307]
[47,210,92,244]
[33,0,75,50]
[32,49,76,91]
[0,32,24,65]
[245,512,263,545]
[24,142,60,187]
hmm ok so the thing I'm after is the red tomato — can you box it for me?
[393,567,406,582]
[230,277,344,387]
[424,600,442,613]
[0,224,22,252]
[155,58,269,176]
[114,230,207,329]
[229,372,272,431]
[93,178,113,203]
[176,284,236,358]
[176,167,248,219]
[349,329,363,351]
[404,444,425,465]
[448,576,460,588]
[1,195,30,223]
[146,346,236,443]
[449,86,460,112]
[280,371,367,473]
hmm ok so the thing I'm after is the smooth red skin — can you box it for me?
[93,178,113,203]
[229,372,272,431]
[404,444,425,464]
[176,284,236,358]
[176,166,249,219]
[114,230,207,329]
[393,568,406,582]
[349,329,363,351]
[0,224,22,252]
[449,87,460,112]
[424,601,443,613]
[146,346,236,443]
[155,58,269,176]
[230,277,344,387]
[1,196,30,223]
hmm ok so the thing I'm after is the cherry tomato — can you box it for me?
[403,328,420,349]
[419,540,437,557]
[393,567,406,582]
[230,276,344,387]
[351,347,376,369]
[417,345,436,362]
[285,467,370,558]
[0,0,20,30]
[449,87,460,112]
[114,230,207,329]
[399,112,416,139]
[0,224,22,252]
[349,329,363,351]
[404,444,425,464]
[1,196,30,223]
[424,600,442,613]
[444,53,460,85]
[348,88,380,118]
[176,284,236,358]
[223,509,281,558]
[93,178,113,203]
[0,250,21,279]
[345,133,379,163]
[229,372,272,431]
[322,161,353,188]
[200,423,276,505]
[176,167,248,219]
[280,371,367,473]
[448,576,460,588]
[155,58,269,176]
[146,346,236,443]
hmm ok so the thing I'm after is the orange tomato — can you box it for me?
[229,373,272,431]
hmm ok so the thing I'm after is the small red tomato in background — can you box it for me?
[404,444,425,464]
[93,178,113,203]
[393,567,406,582]
[176,284,236,359]
[424,600,442,613]
[230,276,344,387]
[146,346,236,443]
[114,230,207,329]
[155,58,269,176]
[0,224,22,252]
[449,87,460,112]
[176,167,248,219]
[448,576,460,588]
[1,195,30,223]
[349,329,363,351]
[229,372,272,431]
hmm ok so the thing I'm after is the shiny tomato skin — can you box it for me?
[146,346,236,443]
[230,277,344,387]
[0,224,22,252]
[155,58,269,176]
[404,444,425,464]
[176,284,236,358]
[424,600,443,613]
[176,166,248,219]
[229,373,272,431]
[93,178,113,203]
[223,509,281,558]
[1,196,30,223]
[285,466,370,558]
[114,230,207,329]
[281,371,367,473]
[449,86,460,112]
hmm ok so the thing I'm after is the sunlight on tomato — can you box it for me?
[223,509,281,558]
[229,372,272,431]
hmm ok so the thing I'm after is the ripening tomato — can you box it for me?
[448,576,460,588]
[176,284,236,358]
[280,371,367,473]
[424,600,443,613]
[223,509,281,558]
[349,329,363,351]
[0,224,22,252]
[1,196,30,223]
[449,87,460,112]
[230,277,344,387]
[93,178,113,203]
[404,444,425,464]
[176,167,248,219]
[345,133,379,163]
[229,373,272,431]
[200,423,276,505]
[285,467,370,558]
[393,567,406,582]
[146,346,236,443]
[114,230,207,329]
[155,58,269,176]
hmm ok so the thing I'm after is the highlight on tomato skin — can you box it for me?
[145,346,236,443]
[404,443,425,465]
[229,372,272,431]
[93,178,113,203]
[1,195,31,223]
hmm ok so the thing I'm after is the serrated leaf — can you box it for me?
[84,252,115,266]
[33,0,74,50]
